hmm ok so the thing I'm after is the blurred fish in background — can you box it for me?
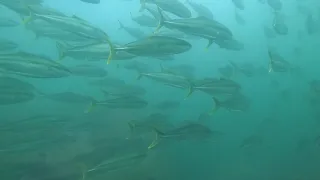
[0,0,319,180]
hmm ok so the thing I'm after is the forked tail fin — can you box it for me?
[148,128,165,149]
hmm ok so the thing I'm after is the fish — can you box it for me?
[153,55,175,61]
[267,0,282,11]
[0,38,18,53]
[229,61,256,77]
[56,40,104,49]
[296,4,311,16]
[118,20,145,39]
[218,67,235,79]
[20,161,86,180]
[128,113,173,137]
[218,64,235,79]
[157,29,187,39]
[309,80,320,94]
[56,42,109,60]
[211,93,251,113]
[305,14,319,35]
[68,65,108,77]
[0,0,43,18]
[123,61,152,73]
[160,63,195,79]
[87,152,147,174]
[24,11,109,43]
[188,78,241,97]
[155,7,233,48]
[197,112,213,124]
[273,12,288,35]
[27,4,67,17]
[137,71,192,91]
[86,96,148,112]
[263,26,277,38]
[268,50,291,72]
[101,84,147,97]
[143,4,171,21]
[0,52,71,78]
[0,16,19,27]
[0,76,40,105]
[130,12,157,27]
[140,0,192,18]
[73,137,148,173]
[106,36,192,64]
[148,123,218,149]
[185,0,214,19]
[232,0,245,10]
[80,0,100,4]
[43,92,96,104]
[26,19,95,43]
[215,38,244,51]
[234,11,246,25]
[240,134,264,149]
[0,76,38,91]
[56,42,136,61]
[1,114,70,132]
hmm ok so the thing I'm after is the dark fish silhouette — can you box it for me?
[80,0,100,4]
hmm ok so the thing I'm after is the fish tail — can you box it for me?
[148,128,164,149]
[101,89,110,97]
[105,38,115,64]
[155,6,164,34]
[130,12,133,18]
[22,5,34,25]
[55,42,66,61]
[209,97,221,115]
[206,39,214,50]
[139,0,146,12]
[118,20,124,30]
[84,100,97,113]
[76,163,87,180]
[136,73,143,80]
[22,14,33,25]
[228,61,238,78]
[268,62,273,73]
[267,50,273,73]
[128,121,136,135]
[185,83,194,99]
[35,89,47,97]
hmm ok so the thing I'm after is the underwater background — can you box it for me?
[0,0,320,180]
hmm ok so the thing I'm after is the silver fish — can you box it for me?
[0,52,71,78]
[118,20,145,39]
[140,0,192,18]
[156,7,233,48]
[148,123,219,149]
[185,0,214,19]
[68,65,108,77]
[0,38,18,53]
[44,92,96,103]
[130,12,157,27]
[106,36,191,64]
[0,16,19,27]
[86,96,148,112]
